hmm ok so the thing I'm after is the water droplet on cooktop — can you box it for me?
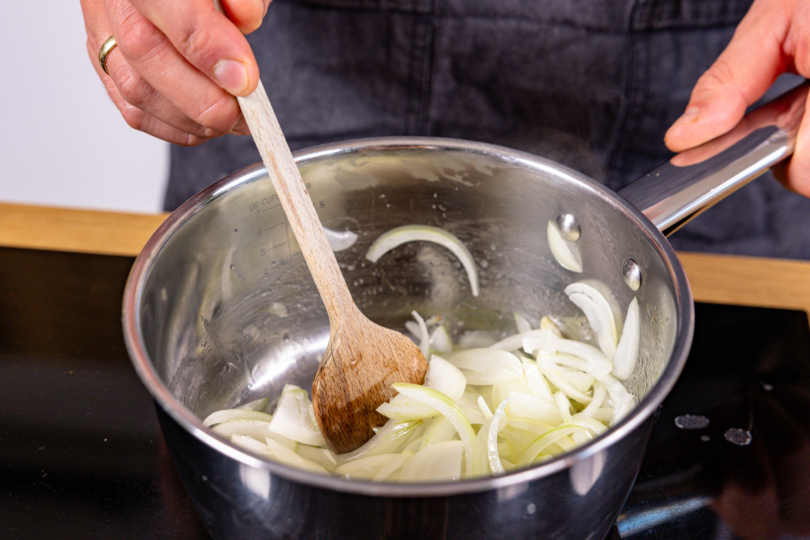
[674,414,710,429]
[762,383,773,391]
[701,435,710,442]
[724,428,752,446]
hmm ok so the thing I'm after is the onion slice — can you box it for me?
[393,383,476,477]
[203,409,273,428]
[547,221,582,273]
[267,384,326,447]
[425,355,467,401]
[487,400,510,475]
[514,312,532,334]
[323,227,359,252]
[365,225,479,296]
[410,311,430,359]
[445,348,523,385]
[399,440,464,482]
[565,281,618,358]
[523,338,612,379]
[612,298,640,380]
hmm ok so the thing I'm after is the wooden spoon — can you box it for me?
[230,80,427,453]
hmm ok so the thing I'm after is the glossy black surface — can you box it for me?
[1,246,808,539]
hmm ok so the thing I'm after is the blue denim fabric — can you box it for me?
[166,0,810,260]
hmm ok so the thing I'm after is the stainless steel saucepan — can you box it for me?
[123,83,808,540]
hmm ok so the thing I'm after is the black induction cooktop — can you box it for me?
[1,247,809,540]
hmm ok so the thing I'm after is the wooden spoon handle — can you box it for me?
[235,83,356,322]
[211,0,355,322]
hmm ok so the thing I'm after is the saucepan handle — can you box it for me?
[618,82,808,236]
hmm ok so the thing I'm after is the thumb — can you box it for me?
[664,0,791,153]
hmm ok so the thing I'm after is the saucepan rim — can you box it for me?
[122,136,694,497]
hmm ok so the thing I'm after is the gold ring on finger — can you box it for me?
[98,36,118,76]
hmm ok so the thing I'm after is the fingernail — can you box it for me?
[670,107,701,130]
[214,59,250,95]
[231,115,250,135]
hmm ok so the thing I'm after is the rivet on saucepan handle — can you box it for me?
[618,82,808,237]
[555,213,580,241]
[623,259,642,291]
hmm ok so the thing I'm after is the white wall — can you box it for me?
[1,3,168,214]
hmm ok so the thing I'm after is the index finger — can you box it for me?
[128,0,260,96]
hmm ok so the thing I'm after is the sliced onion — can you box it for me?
[393,383,476,477]
[425,355,466,401]
[365,225,479,296]
[377,393,440,421]
[477,396,494,420]
[417,416,458,451]
[490,329,558,352]
[491,377,533,408]
[568,413,609,437]
[335,453,402,480]
[267,384,326,447]
[560,371,595,394]
[567,293,616,358]
[514,312,533,334]
[612,297,640,380]
[564,281,619,357]
[521,357,556,404]
[372,452,413,482]
[336,419,422,464]
[444,348,522,385]
[323,227,359,252]
[553,391,573,424]
[429,324,454,354]
[238,396,270,411]
[264,437,330,474]
[523,337,612,379]
[213,419,276,444]
[579,382,607,418]
[410,311,430,359]
[539,368,593,405]
[540,316,564,337]
[455,391,486,425]
[487,400,510,475]
[518,425,591,467]
[504,392,563,425]
[296,444,338,471]
[547,221,582,273]
[203,409,273,428]
[399,440,464,482]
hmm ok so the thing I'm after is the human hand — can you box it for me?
[664,0,810,197]
[81,0,271,145]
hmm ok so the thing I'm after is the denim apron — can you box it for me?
[165,0,810,260]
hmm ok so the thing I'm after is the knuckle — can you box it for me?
[115,12,166,64]
[115,70,153,109]
[120,103,147,132]
[175,25,218,68]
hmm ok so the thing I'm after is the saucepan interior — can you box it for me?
[124,137,692,496]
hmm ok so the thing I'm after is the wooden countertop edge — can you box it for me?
[2,202,809,316]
